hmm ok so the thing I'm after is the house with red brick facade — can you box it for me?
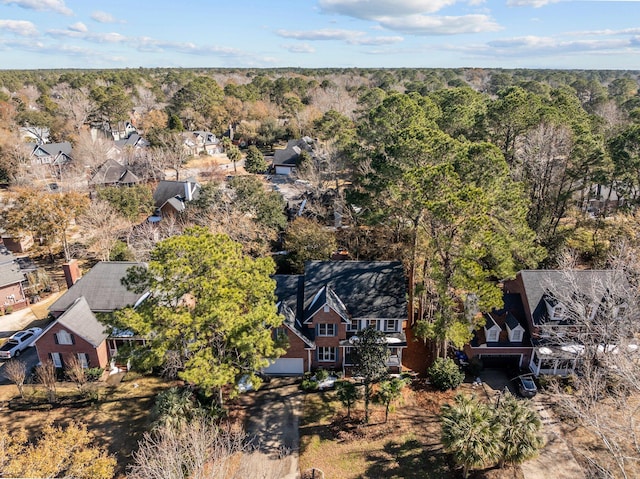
[0,246,29,316]
[267,261,408,375]
[464,269,631,376]
[35,297,110,370]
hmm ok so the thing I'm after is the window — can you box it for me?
[317,324,336,337]
[552,304,565,321]
[55,330,74,345]
[510,329,523,342]
[273,327,287,340]
[384,319,398,332]
[317,347,337,362]
[486,327,499,342]
[366,319,378,329]
[347,320,359,332]
[77,353,89,369]
[50,352,62,368]
[323,305,330,313]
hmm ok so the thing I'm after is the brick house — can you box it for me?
[268,261,408,375]
[464,269,631,376]
[45,261,148,370]
[35,297,110,370]
[0,246,29,315]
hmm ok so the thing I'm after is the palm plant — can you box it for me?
[495,393,544,467]
[374,377,408,423]
[440,394,503,478]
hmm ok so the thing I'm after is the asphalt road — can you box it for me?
[0,346,39,385]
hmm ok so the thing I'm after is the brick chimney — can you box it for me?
[62,259,81,289]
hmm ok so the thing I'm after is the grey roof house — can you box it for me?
[89,159,141,188]
[267,261,408,375]
[49,261,148,317]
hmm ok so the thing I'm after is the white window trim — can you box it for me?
[486,327,499,342]
[56,329,73,345]
[51,352,62,368]
[384,319,399,332]
[317,347,336,362]
[77,353,89,369]
[317,323,336,337]
[509,328,523,342]
[347,320,359,332]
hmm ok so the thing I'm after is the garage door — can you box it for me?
[262,358,304,376]
[478,354,523,369]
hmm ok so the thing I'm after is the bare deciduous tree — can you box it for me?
[64,355,87,391]
[540,256,640,478]
[129,419,248,479]
[52,84,95,133]
[77,199,132,261]
[35,360,57,403]
[3,360,27,399]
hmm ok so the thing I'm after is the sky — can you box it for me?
[0,0,639,70]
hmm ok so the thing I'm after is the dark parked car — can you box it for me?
[514,374,538,398]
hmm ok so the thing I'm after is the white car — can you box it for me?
[0,327,42,359]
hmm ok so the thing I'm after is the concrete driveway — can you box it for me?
[244,378,303,479]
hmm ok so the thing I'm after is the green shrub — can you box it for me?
[301,379,319,391]
[86,368,104,382]
[315,368,329,382]
[427,358,465,391]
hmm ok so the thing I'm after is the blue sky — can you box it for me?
[0,0,639,70]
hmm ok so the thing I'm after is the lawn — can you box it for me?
[0,374,177,478]
[299,381,457,479]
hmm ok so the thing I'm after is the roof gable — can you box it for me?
[304,285,350,323]
[40,297,108,348]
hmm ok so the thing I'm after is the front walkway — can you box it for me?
[520,396,585,479]
[478,369,585,479]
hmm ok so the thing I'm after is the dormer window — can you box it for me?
[552,304,565,320]
[509,328,523,342]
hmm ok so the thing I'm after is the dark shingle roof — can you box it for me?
[303,261,407,319]
[49,261,147,314]
[89,159,140,185]
[272,138,315,166]
[37,142,72,157]
[517,270,628,325]
[153,179,200,208]
[42,297,108,347]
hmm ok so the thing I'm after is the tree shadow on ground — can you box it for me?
[360,437,453,479]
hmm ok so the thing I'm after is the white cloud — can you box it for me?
[47,28,127,44]
[276,28,404,45]
[282,43,316,53]
[1,0,72,15]
[68,22,87,33]
[350,35,404,45]
[277,28,364,41]
[376,14,502,35]
[318,0,458,18]
[0,19,37,36]
[506,0,560,6]
[91,11,122,24]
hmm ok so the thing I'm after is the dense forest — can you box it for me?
[1,66,640,351]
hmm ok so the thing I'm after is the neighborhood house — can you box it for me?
[270,261,408,375]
